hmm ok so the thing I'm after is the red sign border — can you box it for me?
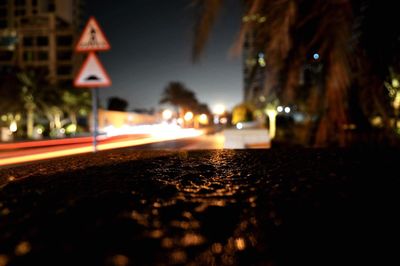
[75,16,111,52]
[74,52,112,88]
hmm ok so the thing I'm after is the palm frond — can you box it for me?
[192,0,224,62]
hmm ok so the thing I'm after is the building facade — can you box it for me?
[0,0,83,85]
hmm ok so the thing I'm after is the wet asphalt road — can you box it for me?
[0,148,399,266]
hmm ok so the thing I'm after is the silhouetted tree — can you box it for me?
[62,89,91,128]
[193,0,400,147]
[132,108,155,114]
[159,82,199,114]
[18,69,66,137]
[108,97,128,112]
[193,102,211,115]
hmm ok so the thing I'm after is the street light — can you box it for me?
[213,104,226,125]
[198,114,208,125]
[184,111,194,121]
[162,109,173,120]
[184,111,194,128]
[213,104,226,115]
[9,121,17,133]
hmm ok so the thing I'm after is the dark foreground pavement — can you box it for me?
[0,149,399,266]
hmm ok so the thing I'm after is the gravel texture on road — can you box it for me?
[0,148,399,266]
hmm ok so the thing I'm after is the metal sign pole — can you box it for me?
[92,87,99,152]
[75,17,111,153]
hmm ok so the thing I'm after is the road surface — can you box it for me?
[0,148,398,265]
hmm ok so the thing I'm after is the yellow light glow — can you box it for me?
[394,91,400,109]
[258,58,266,67]
[198,114,208,125]
[9,121,17,133]
[66,124,77,134]
[184,112,194,121]
[392,78,399,88]
[235,238,246,251]
[258,16,266,23]
[220,117,228,124]
[213,104,226,115]
[266,109,278,139]
[162,109,173,120]
[15,241,31,256]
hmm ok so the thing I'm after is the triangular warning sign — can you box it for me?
[74,53,111,88]
[75,17,111,52]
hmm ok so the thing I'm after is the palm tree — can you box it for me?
[18,70,65,137]
[160,82,199,117]
[61,89,91,130]
[193,0,400,147]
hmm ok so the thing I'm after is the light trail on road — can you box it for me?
[0,129,203,167]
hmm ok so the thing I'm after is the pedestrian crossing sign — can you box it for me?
[75,17,111,52]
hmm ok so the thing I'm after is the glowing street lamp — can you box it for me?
[213,104,226,115]
[213,104,226,125]
[162,109,173,120]
[9,121,17,133]
[184,111,194,121]
[198,114,208,125]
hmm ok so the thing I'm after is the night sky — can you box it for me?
[84,0,243,112]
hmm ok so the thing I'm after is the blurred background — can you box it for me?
[1,0,400,165]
